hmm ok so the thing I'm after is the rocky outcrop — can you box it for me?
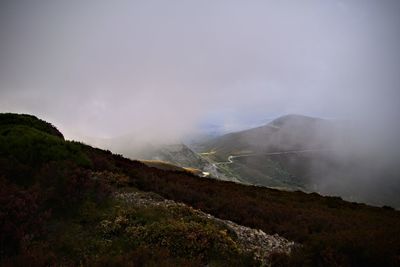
[116,191,296,265]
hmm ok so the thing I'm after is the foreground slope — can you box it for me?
[1,113,400,266]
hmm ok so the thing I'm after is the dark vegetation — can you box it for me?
[0,113,64,139]
[1,113,400,266]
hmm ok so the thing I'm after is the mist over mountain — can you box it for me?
[83,112,400,207]
[1,1,400,143]
[197,115,334,156]
[196,114,400,207]
[1,1,400,265]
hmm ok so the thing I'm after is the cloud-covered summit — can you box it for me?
[0,1,399,144]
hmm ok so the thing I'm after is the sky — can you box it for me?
[0,0,399,143]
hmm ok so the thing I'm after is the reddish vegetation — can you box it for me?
[85,146,400,266]
[0,178,50,257]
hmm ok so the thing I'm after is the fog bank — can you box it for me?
[0,1,399,154]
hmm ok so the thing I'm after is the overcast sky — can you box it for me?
[0,0,399,142]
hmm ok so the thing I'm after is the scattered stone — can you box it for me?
[115,191,297,265]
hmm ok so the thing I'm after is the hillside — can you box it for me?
[132,143,211,170]
[196,115,335,159]
[86,133,231,182]
[1,113,400,266]
[193,114,340,190]
[195,114,400,207]
[108,139,232,182]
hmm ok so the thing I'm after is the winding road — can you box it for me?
[214,149,328,166]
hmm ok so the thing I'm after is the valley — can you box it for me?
[189,115,400,208]
[99,114,400,208]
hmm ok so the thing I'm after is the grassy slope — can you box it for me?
[1,113,400,266]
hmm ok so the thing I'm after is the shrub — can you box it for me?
[0,178,50,258]
[0,113,64,139]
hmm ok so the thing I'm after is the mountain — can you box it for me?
[1,113,400,266]
[195,114,400,207]
[196,114,336,158]
[193,114,339,188]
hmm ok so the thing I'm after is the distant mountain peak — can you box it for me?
[268,114,326,130]
[269,114,323,128]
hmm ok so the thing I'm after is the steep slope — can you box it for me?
[135,143,210,169]
[106,139,231,181]
[84,132,236,181]
[1,113,400,266]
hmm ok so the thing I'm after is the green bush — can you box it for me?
[0,125,91,185]
[0,113,64,138]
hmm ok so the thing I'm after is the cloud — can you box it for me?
[0,0,399,145]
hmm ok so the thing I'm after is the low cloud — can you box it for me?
[0,0,399,150]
